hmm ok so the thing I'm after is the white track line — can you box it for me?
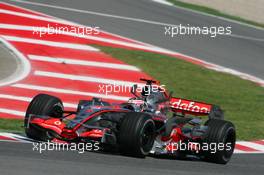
[0,1,148,47]
[28,55,140,71]
[1,1,171,26]
[1,133,27,140]
[0,108,25,116]
[34,71,145,87]
[205,65,264,87]
[238,141,264,152]
[233,149,246,153]
[0,94,77,109]
[233,151,263,154]
[0,24,170,54]
[1,35,99,51]
[11,83,130,101]
[0,93,31,102]
[0,132,34,143]
[0,37,31,87]
[152,0,173,6]
[0,9,73,27]
[0,1,52,18]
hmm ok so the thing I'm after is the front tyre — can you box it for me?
[202,119,236,164]
[24,94,64,141]
[118,112,155,158]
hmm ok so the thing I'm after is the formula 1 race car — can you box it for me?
[24,78,236,164]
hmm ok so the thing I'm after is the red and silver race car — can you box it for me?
[24,78,236,164]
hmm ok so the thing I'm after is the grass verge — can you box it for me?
[167,0,264,28]
[0,118,23,133]
[98,46,264,141]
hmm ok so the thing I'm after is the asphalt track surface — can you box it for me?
[0,141,264,175]
[0,43,18,81]
[2,0,264,79]
[0,0,264,174]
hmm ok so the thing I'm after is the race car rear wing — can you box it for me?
[170,97,212,116]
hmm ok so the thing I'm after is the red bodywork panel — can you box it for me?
[80,129,104,138]
[31,117,104,139]
[31,118,65,134]
[170,97,212,116]
[30,109,128,140]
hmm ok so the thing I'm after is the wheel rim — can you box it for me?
[140,120,155,154]
[50,103,63,118]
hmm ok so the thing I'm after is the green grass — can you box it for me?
[1,46,264,141]
[97,46,264,141]
[0,118,23,133]
[167,0,264,28]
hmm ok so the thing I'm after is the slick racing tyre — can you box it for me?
[119,112,155,158]
[24,94,64,141]
[203,119,236,164]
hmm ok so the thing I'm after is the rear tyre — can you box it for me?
[118,112,155,158]
[24,94,64,141]
[202,119,236,164]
